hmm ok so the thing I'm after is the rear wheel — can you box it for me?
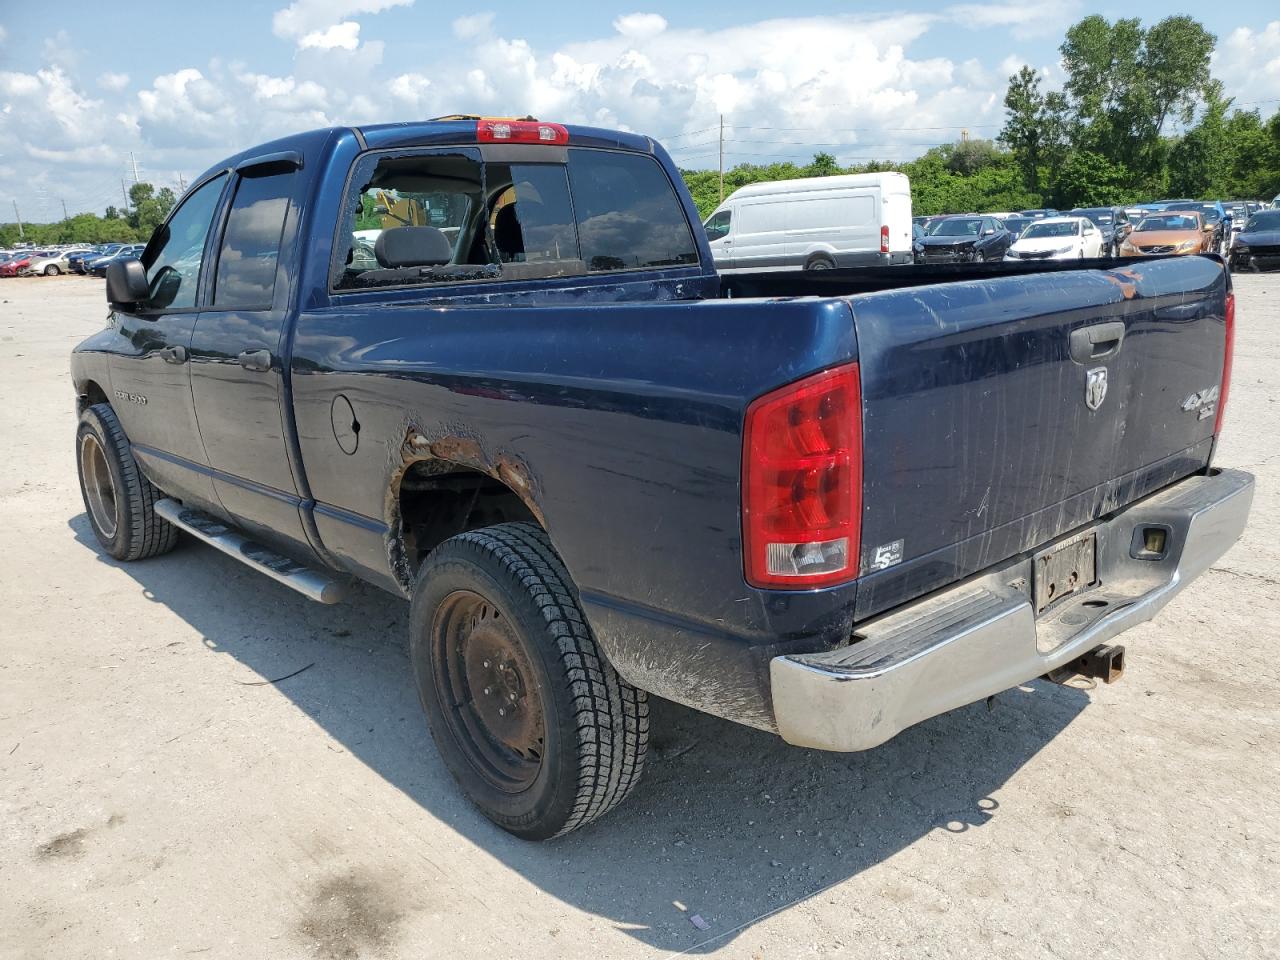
[804,255,835,271]
[76,403,179,561]
[411,523,648,839]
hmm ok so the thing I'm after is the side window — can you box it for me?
[704,210,731,242]
[142,173,226,311]
[566,149,698,272]
[213,171,294,309]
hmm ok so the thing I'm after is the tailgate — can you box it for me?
[850,256,1230,620]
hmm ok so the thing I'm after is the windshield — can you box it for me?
[1136,214,1199,231]
[927,218,981,237]
[1244,211,1280,232]
[1022,221,1078,239]
[1074,209,1113,225]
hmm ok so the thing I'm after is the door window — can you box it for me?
[213,171,294,309]
[704,210,731,242]
[142,173,227,311]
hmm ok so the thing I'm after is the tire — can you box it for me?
[804,255,835,271]
[44,264,60,276]
[76,403,179,561]
[410,523,648,839]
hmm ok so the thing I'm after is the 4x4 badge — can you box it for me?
[1085,367,1108,411]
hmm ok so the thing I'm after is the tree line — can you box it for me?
[682,14,1280,218]
[0,182,176,249]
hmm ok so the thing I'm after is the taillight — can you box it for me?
[476,119,569,145]
[742,364,862,589]
[1215,290,1235,434]
[880,224,890,254]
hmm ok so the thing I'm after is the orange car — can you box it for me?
[1118,211,1210,257]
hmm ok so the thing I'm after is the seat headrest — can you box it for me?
[374,226,452,268]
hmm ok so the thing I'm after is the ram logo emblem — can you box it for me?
[1085,367,1108,411]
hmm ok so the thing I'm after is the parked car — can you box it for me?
[88,244,144,277]
[1164,201,1230,256]
[69,246,115,274]
[1005,216,1105,260]
[1070,207,1132,257]
[1019,208,1058,219]
[704,172,914,271]
[0,252,38,277]
[28,248,93,276]
[914,215,1013,262]
[1118,211,1209,257]
[72,116,1250,840]
[1000,214,1032,239]
[1229,208,1280,272]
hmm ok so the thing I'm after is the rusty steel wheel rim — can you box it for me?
[80,433,117,539]
[433,589,545,792]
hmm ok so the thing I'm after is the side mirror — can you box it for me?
[105,258,149,308]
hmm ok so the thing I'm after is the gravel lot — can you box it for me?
[2,273,1277,960]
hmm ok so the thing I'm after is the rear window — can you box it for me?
[333,147,697,291]
[567,149,698,271]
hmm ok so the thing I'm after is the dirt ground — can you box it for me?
[1,273,1277,960]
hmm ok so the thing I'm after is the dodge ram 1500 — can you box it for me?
[72,116,1252,839]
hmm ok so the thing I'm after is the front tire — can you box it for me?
[44,264,60,276]
[411,523,648,839]
[76,403,179,561]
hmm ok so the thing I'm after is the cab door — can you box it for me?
[189,159,314,556]
[703,209,734,269]
[108,173,229,511]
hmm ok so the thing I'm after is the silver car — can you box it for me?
[27,249,93,276]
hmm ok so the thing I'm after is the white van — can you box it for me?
[702,172,913,272]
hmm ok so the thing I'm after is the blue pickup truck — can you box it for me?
[72,117,1253,839]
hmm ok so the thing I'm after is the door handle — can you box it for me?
[158,345,187,364]
[1069,321,1126,364]
[237,349,273,372]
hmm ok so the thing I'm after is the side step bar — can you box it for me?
[155,499,348,604]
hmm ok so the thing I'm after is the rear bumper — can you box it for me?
[770,468,1254,751]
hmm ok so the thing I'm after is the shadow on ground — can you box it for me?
[71,514,1088,954]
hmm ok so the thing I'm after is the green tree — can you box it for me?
[1053,151,1133,207]
[127,182,177,238]
[1058,15,1214,182]
[1166,82,1233,198]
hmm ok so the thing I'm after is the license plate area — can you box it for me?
[1033,533,1098,615]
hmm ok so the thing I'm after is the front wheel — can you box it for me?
[44,264,60,276]
[411,523,648,839]
[76,403,179,560]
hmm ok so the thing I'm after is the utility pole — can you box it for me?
[718,114,725,204]
[61,199,70,221]
[122,179,131,213]
[12,200,23,239]
[177,173,187,192]
[129,151,141,182]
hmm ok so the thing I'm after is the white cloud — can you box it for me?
[613,13,668,39]
[0,26,8,44]
[452,13,494,39]
[299,21,361,51]
[390,72,431,103]
[947,1,1080,41]
[272,0,412,46]
[238,72,330,112]
[1215,21,1280,107]
[98,72,130,91]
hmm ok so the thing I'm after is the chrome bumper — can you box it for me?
[770,469,1255,752]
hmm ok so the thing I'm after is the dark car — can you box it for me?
[1019,208,1058,219]
[1164,201,1230,256]
[1070,207,1132,257]
[1230,209,1280,272]
[89,245,144,277]
[69,245,118,274]
[1000,214,1032,239]
[915,215,1012,263]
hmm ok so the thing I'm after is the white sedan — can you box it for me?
[27,249,93,276]
[1005,216,1106,261]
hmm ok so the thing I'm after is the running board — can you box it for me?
[154,499,348,604]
